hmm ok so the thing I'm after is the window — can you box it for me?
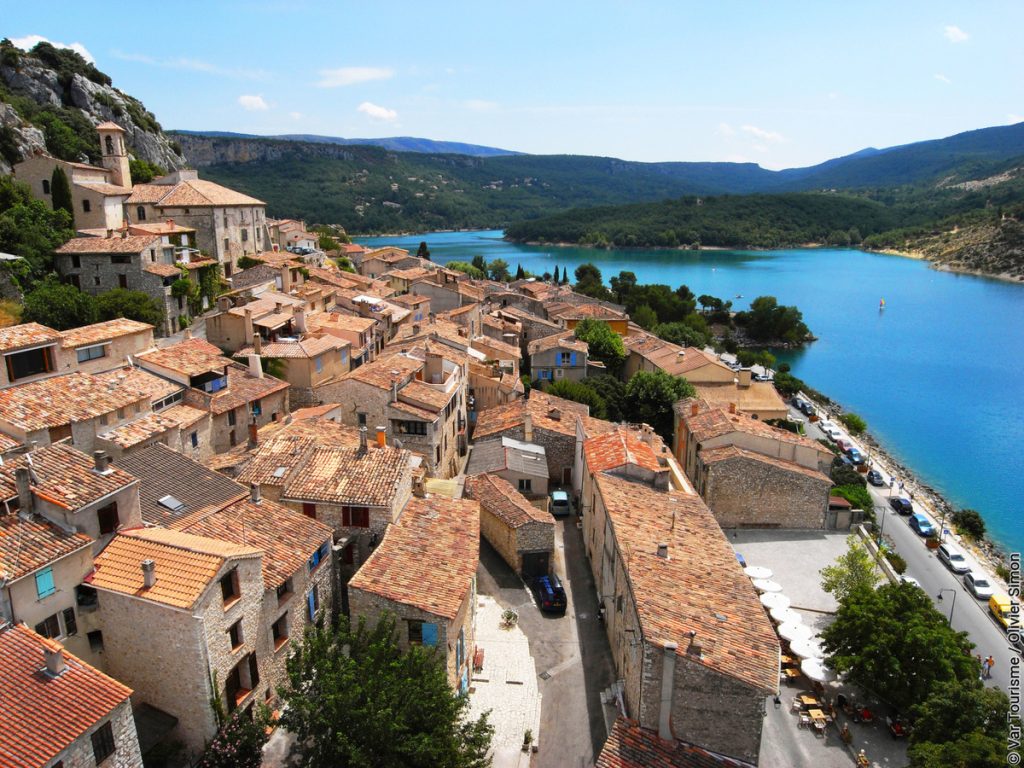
[315,355,323,374]
[118,275,128,289]
[227,409,237,427]
[94,275,101,286]
[307,543,324,571]
[77,344,107,363]
[35,613,61,639]
[35,567,56,599]
[190,431,199,448]
[357,412,367,427]
[91,721,116,764]
[394,420,426,436]
[112,253,133,265]
[6,346,55,381]
[241,228,249,242]
[307,584,320,621]
[538,369,552,380]
[228,620,244,651]
[223,214,229,228]
[276,579,293,603]
[221,568,240,606]
[105,135,114,155]
[341,506,369,527]
[97,503,119,535]
[62,607,78,636]
[407,620,438,647]
[251,400,262,417]
[558,351,577,366]
[136,205,146,221]
[71,254,80,269]
[87,630,104,651]
[223,237,230,253]
[82,199,91,213]
[339,349,348,364]
[42,179,50,194]
[518,478,532,493]
[116,407,125,420]
[272,614,288,650]
[302,502,316,518]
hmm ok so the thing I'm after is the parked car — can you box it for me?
[836,439,852,453]
[889,497,914,515]
[937,543,971,574]
[964,571,995,600]
[820,423,840,440]
[532,574,567,613]
[549,490,571,517]
[846,447,865,465]
[867,469,885,486]
[908,512,935,537]
[899,575,922,589]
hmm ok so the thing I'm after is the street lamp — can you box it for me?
[874,505,887,545]
[937,589,957,626]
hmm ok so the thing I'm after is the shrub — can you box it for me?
[95,288,164,327]
[544,379,606,419]
[236,255,261,270]
[831,462,866,487]
[886,550,908,574]
[22,277,97,329]
[950,509,985,541]
[839,412,867,435]
[831,483,873,513]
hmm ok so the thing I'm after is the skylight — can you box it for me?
[157,495,186,513]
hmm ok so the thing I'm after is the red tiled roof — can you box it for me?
[349,495,479,620]
[0,512,92,583]
[282,444,410,507]
[56,235,160,254]
[680,401,822,451]
[206,365,288,415]
[59,319,153,350]
[93,366,182,404]
[0,624,133,768]
[0,443,137,511]
[699,444,832,482]
[0,372,148,431]
[126,179,264,207]
[136,338,230,377]
[465,474,551,529]
[0,323,62,353]
[597,718,746,768]
[473,391,615,440]
[527,333,587,356]
[584,427,666,474]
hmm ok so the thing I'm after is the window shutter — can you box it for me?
[307,590,316,621]
[422,622,438,647]
[35,568,56,598]
[570,352,577,366]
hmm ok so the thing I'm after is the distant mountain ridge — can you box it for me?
[171,129,520,157]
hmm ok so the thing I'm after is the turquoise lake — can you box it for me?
[356,230,1024,553]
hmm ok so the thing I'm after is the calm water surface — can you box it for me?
[357,230,1024,552]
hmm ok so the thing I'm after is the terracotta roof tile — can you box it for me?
[93,366,182,404]
[95,121,125,131]
[306,311,377,334]
[342,352,422,391]
[473,391,615,440]
[282,444,410,507]
[236,335,347,360]
[143,262,182,277]
[691,382,788,417]
[527,332,588,356]
[59,319,153,350]
[597,718,745,768]
[0,444,136,511]
[136,338,230,377]
[205,365,288,415]
[0,372,148,431]
[127,179,264,207]
[0,624,132,768]
[236,434,317,488]
[681,401,822,451]
[0,323,62,353]
[584,428,666,474]
[73,181,132,196]
[56,235,160,254]
[0,512,92,583]
[623,334,728,377]
[349,495,478,620]
[96,405,205,448]
[465,474,551,529]
[699,444,832,482]
[549,303,626,321]
[398,380,452,412]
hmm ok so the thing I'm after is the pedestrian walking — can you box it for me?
[986,655,995,678]
[982,659,990,678]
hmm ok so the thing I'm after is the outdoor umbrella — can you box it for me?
[760,592,791,610]
[778,622,813,643]
[769,606,802,624]
[744,565,773,580]
[790,638,825,659]
[752,579,783,593]
[800,657,837,683]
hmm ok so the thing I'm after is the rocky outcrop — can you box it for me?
[173,133,358,167]
[0,56,186,172]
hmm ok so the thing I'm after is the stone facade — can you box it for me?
[485,425,576,485]
[529,342,588,383]
[55,699,143,768]
[13,151,126,230]
[478,503,553,576]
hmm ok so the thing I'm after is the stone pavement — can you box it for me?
[467,595,541,768]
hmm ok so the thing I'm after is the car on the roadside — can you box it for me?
[549,490,571,517]
[836,439,852,453]
[532,574,567,614]
[889,497,914,515]
[867,469,885,486]
[937,543,971,574]
[799,401,814,417]
[899,575,922,589]
[820,423,840,440]
[846,447,865,465]
[964,571,995,600]
[908,512,935,537]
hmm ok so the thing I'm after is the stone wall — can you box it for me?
[58,698,143,768]
[492,426,576,484]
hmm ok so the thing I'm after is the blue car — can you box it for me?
[846,447,865,465]
[533,574,567,614]
[909,513,935,537]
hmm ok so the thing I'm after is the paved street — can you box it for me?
[476,516,616,768]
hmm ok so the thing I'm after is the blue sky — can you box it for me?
[6,1,1023,168]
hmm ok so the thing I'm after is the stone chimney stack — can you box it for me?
[657,542,669,559]
[729,402,737,414]
[248,354,263,379]
[252,333,262,355]
[524,413,534,443]
[250,482,261,504]
[737,369,752,388]
[15,467,32,518]
[376,426,386,448]
[293,307,307,334]
[658,641,678,740]
[93,450,111,475]
[141,559,156,589]
[42,644,66,677]
[412,474,426,498]
[358,426,368,455]
[690,402,699,417]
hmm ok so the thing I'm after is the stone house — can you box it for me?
[693,369,789,422]
[597,717,739,768]
[547,302,630,335]
[465,436,549,497]
[330,290,412,342]
[467,360,524,419]
[382,266,435,294]
[490,306,561,360]
[124,169,270,278]
[358,247,418,278]
[437,301,483,337]
[389,292,430,324]
[58,318,155,375]
[135,338,289,453]
[13,122,132,231]
[481,313,522,350]
[306,311,379,368]
[581,466,779,764]
[464,473,553,578]
[235,334,351,409]
[0,322,68,388]
[410,272,484,314]
[527,333,589,382]
[348,494,479,691]
[693,444,833,529]
[621,332,736,384]
[204,291,308,353]
[0,622,142,768]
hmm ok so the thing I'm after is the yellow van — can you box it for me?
[989,593,1019,631]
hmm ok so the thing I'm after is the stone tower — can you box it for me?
[96,121,131,189]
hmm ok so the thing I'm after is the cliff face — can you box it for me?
[912,217,1024,281]
[0,48,186,174]
[172,133,359,167]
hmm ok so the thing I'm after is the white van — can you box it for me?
[937,543,970,574]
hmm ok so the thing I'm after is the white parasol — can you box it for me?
[760,592,791,610]
[769,606,802,624]
[800,657,837,683]
[790,638,825,659]
[744,565,774,580]
[752,578,783,593]
[778,622,813,643]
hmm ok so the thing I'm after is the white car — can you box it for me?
[899,575,922,589]
[964,571,995,600]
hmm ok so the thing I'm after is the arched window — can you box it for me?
[105,136,114,155]
[136,206,146,221]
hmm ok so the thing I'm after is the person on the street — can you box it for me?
[982,658,991,678]
[986,655,995,678]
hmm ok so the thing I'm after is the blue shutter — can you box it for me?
[422,622,438,647]
[570,352,577,366]
[35,567,56,598]
[308,590,316,620]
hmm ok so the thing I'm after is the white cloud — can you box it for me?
[357,101,398,121]
[10,34,94,64]
[110,50,266,80]
[289,111,303,121]
[238,94,269,111]
[1009,114,1024,124]
[741,124,784,143]
[316,67,393,88]
[944,25,969,43]
[465,99,498,112]
[717,122,737,136]
[934,73,952,84]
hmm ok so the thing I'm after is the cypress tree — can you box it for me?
[553,265,560,283]
[51,167,74,227]
[515,263,525,280]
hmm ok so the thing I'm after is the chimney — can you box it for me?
[729,402,737,414]
[248,354,263,379]
[42,645,66,677]
[737,369,752,387]
[690,402,699,417]
[293,307,307,334]
[106,228,113,238]
[376,426,386,448]
[687,631,703,658]
[217,296,231,312]
[524,413,534,442]
[252,333,262,355]
[141,559,156,589]
[656,542,669,559]
[92,450,111,475]
[358,426,368,455]
[391,380,398,403]
[15,467,32,517]
[412,474,426,498]
[250,482,261,504]
[658,641,678,740]
[183,328,193,340]
[247,418,259,449]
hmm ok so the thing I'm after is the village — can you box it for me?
[0,122,1002,768]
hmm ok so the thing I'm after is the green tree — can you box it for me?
[416,241,431,260]
[574,318,625,373]
[545,379,606,418]
[735,296,811,344]
[446,261,486,279]
[50,167,74,225]
[236,255,262,270]
[515,263,525,280]
[820,582,978,712]
[279,613,493,768]
[623,370,695,441]
[128,158,165,184]
[907,683,1016,768]
[609,270,637,303]
[561,268,569,285]
[819,535,880,603]
[951,509,986,541]
[839,412,867,435]
[488,258,511,282]
[573,263,612,300]
[632,304,658,330]
[586,374,627,422]
[197,705,270,768]
[830,483,873,514]
[22,276,97,329]
[552,265,560,284]
[0,176,75,278]
[653,321,708,349]
[471,254,487,273]
[95,289,164,327]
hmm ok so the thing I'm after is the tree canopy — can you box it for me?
[279,613,492,768]
[908,683,1017,768]
[95,288,164,327]
[573,318,625,372]
[623,370,695,441]
[0,175,75,278]
[734,296,811,344]
[819,535,880,603]
[573,263,613,300]
[21,277,97,329]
